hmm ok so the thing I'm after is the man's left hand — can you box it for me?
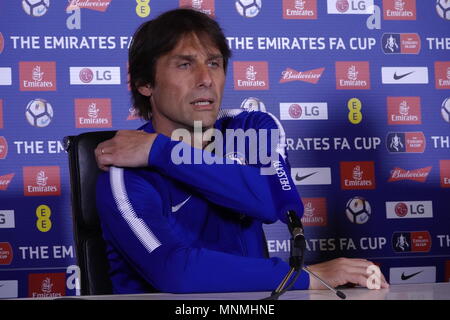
[95,130,157,171]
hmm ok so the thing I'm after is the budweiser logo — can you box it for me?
[388,166,432,183]
[67,0,112,12]
[0,173,14,191]
[279,67,324,84]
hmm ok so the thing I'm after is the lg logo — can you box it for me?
[386,201,433,219]
[0,210,15,228]
[395,203,425,217]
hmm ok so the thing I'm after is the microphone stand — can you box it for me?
[263,211,346,300]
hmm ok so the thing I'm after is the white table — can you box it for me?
[74,282,450,300]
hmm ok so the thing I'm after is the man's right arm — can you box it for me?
[95,113,302,223]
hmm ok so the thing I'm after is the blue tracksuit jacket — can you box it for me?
[96,110,309,294]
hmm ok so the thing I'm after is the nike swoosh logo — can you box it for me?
[401,271,422,281]
[295,172,317,182]
[171,196,192,213]
[393,71,414,80]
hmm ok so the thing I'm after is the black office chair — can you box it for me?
[64,130,117,295]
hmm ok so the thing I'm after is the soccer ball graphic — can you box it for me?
[22,0,50,17]
[240,97,267,112]
[436,0,450,20]
[235,0,262,18]
[442,97,450,123]
[345,196,371,224]
[25,98,53,127]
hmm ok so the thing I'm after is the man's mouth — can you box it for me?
[191,99,214,107]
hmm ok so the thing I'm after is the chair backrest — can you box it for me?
[65,130,117,295]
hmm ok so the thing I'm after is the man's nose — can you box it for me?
[196,64,213,88]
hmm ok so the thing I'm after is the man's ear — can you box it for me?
[137,84,152,97]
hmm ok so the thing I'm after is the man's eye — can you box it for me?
[178,62,190,69]
[209,61,221,68]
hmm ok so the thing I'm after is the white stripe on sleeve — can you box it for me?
[109,167,161,253]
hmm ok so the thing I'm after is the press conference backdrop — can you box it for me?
[0,0,449,299]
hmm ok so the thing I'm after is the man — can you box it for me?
[95,8,388,294]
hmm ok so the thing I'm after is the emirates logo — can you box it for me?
[32,66,44,82]
[41,278,53,294]
[295,0,305,10]
[246,65,257,81]
[352,165,364,181]
[36,171,48,187]
[192,0,204,10]
[394,0,405,11]
[88,103,100,118]
[399,100,410,115]
[303,201,315,217]
[347,65,359,81]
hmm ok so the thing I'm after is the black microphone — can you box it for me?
[264,159,346,300]
[286,210,306,271]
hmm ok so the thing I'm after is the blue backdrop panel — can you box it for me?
[0,0,449,298]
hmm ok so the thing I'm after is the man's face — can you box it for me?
[140,33,226,135]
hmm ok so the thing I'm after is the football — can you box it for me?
[345,196,371,224]
[240,97,267,112]
[235,0,262,18]
[441,97,450,123]
[436,0,450,20]
[22,0,50,17]
[25,98,53,127]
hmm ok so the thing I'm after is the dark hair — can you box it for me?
[129,8,231,120]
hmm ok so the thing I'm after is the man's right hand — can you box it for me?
[95,130,158,171]
[307,257,389,290]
